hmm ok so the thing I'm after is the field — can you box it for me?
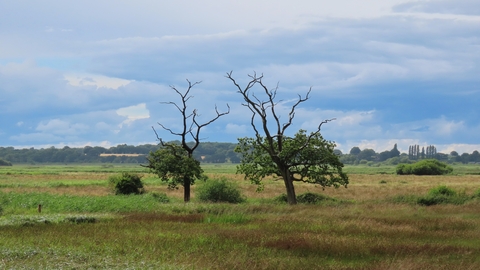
[1,164,480,269]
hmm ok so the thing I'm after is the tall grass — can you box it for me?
[1,203,480,269]
[1,164,480,269]
[0,192,165,214]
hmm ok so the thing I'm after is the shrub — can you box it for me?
[196,178,245,203]
[473,188,480,199]
[273,193,288,203]
[150,192,170,203]
[297,192,334,204]
[273,192,335,204]
[64,216,97,224]
[108,173,145,195]
[417,185,469,206]
[428,185,456,197]
[396,159,453,175]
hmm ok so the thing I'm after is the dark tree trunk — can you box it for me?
[281,169,297,205]
[184,176,191,202]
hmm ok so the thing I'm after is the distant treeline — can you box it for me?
[0,142,479,165]
[0,142,240,165]
[338,144,480,165]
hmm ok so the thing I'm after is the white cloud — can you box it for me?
[116,103,150,127]
[64,73,132,89]
[36,119,89,136]
[1,0,479,154]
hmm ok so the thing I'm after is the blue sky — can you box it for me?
[0,0,479,154]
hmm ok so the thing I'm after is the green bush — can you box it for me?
[108,173,145,195]
[297,192,334,204]
[196,178,245,203]
[428,185,456,196]
[273,192,335,204]
[396,159,453,175]
[473,188,480,199]
[417,185,469,206]
[273,193,289,203]
[150,192,170,203]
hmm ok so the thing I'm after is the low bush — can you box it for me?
[417,185,469,206]
[150,192,170,203]
[273,193,289,203]
[396,159,453,175]
[108,173,145,195]
[297,192,335,204]
[64,216,97,224]
[473,188,480,199]
[428,185,456,197]
[273,192,336,204]
[196,178,245,203]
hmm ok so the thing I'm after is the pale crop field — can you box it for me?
[1,164,480,269]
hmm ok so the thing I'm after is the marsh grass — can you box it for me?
[1,164,480,269]
[0,192,168,214]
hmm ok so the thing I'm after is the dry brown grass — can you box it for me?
[2,172,480,202]
[2,166,480,269]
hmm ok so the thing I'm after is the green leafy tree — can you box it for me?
[146,144,206,191]
[145,80,229,202]
[349,147,361,155]
[227,72,348,205]
[390,143,400,158]
[470,150,480,163]
[357,149,376,161]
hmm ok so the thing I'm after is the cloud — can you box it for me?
[1,0,479,154]
[393,0,480,16]
[64,73,132,89]
[116,103,150,127]
[36,119,89,136]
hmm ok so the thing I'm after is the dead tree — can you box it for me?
[151,80,230,202]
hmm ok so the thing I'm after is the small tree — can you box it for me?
[146,143,206,191]
[145,80,229,202]
[227,72,348,205]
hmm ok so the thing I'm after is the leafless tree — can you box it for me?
[152,80,230,202]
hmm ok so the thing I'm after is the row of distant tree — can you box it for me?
[338,144,480,165]
[0,142,479,165]
[0,142,239,165]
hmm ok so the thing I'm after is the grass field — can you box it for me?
[1,163,480,269]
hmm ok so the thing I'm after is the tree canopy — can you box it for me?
[145,144,206,190]
[227,71,348,205]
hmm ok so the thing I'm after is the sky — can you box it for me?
[1,0,479,154]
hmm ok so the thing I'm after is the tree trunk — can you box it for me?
[282,170,297,205]
[184,176,191,202]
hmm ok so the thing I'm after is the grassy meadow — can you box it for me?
[1,163,480,269]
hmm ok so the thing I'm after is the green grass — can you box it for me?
[1,203,479,269]
[0,192,170,215]
[1,163,480,269]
